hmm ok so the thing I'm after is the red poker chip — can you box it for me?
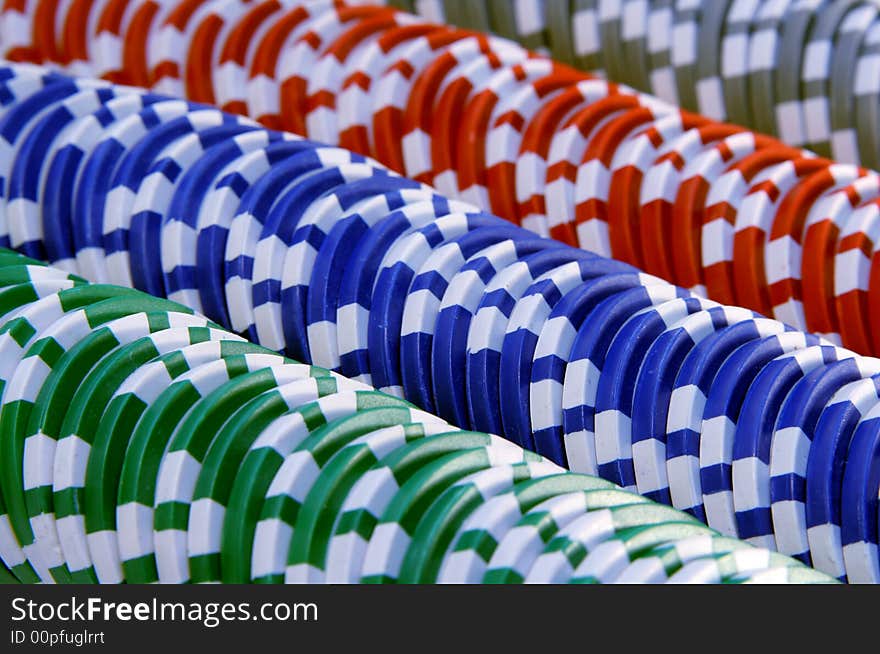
[638,122,743,282]
[575,102,675,264]
[303,10,406,144]
[701,144,804,306]
[216,0,287,115]
[834,199,880,354]
[731,157,831,319]
[544,93,642,247]
[514,79,622,234]
[670,132,778,293]
[335,21,442,155]
[371,29,478,173]
[481,68,588,222]
[246,3,319,129]
[766,163,865,328]
[801,174,880,338]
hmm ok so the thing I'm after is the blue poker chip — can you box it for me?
[92,106,239,287]
[594,296,717,491]
[399,224,528,412]
[700,331,823,538]
[770,357,880,564]
[280,171,420,364]
[530,272,670,478]
[468,247,635,449]
[305,189,446,371]
[223,145,369,336]
[560,283,687,472]
[806,371,880,579]
[334,196,474,385]
[162,128,287,309]
[251,161,389,356]
[78,99,195,285]
[840,402,880,583]
[0,77,107,249]
[665,318,792,522]
[731,344,845,549]
[195,138,319,326]
[431,237,563,428]
[127,120,262,297]
[368,213,502,397]
[0,64,67,120]
[501,256,639,454]
[630,306,757,504]
[5,86,122,260]
[40,93,167,270]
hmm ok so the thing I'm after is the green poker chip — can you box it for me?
[483,489,659,584]
[157,374,349,584]
[554,521,717,584]
[110,355,316,583]
[83,346,279,584]
[52,327,241,582]
[437,473,616,583]
[0,279,81,330]
[185,378,371,584]
[359,443,547,584]
[327,432,531,584]
[291,425,488,584]
[564,505,708,583]
[0,248,47,269]
[0,559,19,584]
[225,391,416,584]
[0,291,175,583]
[22,310,210,582]
[0,264,84,290]
[251,404,444,584]
[615,532,754,583]
[727,566,841,584]
[398,459,564,583]
[670,546,817,583]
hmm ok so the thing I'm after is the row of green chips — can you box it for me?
[0,248,834,584]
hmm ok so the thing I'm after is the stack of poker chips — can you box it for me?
[0,62,872,583]
[3,1,880,358]
[0,248,833,585]
[387,0,880,169]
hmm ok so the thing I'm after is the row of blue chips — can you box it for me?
[0,61,876,583]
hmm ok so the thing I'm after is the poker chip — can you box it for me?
[21,309,215,554]
[162,374,366,584]
[839,400,880,583]
[561,283,686,473]
[603,531,747,583]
